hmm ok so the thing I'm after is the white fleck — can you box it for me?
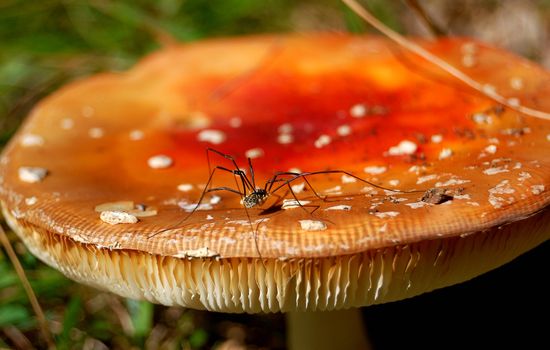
[488,138,499,144]
[518,172,531,182]
[174,247,219,258]
[82,105,95,117]
[229,117,242,128]
[197,129,226,145]
[324,205,351,211]
[187,111,211,129]
[488,196,503,208]
[177,183,194,192]
[324,185,342,193]
[60,118,74,130]
[209,195,221,205]
[278,123,293,134]
[488,180,515,208]
[513,162,522,169]
[25,197,37,206]
[350,103,367,118]
[245,148,264,159]
[282,199,311,209]
[388,179,400,186]
[483,167,509,175]
[388,140,417,156]
[431,134,443,143]
[531,185,545,195]
[206,215,214,220]
[21,134,44,147]
[435,178,470,187]
[178,201,213,212]
[417,174,437,184]
[461,42,477,54]
[405,201,428,209]
[482,84,496,95]
[378,223,387,233]
[129,129,144,140]
[462,54,475,67]
[439,148,453,161]
[472,112,491,124]
[364,165,387,175]
[288,168,301,174]
[485,145,497,154]
[507,97,520,107]
[489,180,514,195]
[88,127,104,139]
[100,211,138,225]
[467,201,480,206]
[341,174,357,184]
[408,165,422,173]
[510,77,523,90]
[18,167,48,183]
[291,182,305,193]
[314,134,332,148]
[148,155,173,169]
[299,220,327,231]
[337,124,352,136]
[546,134,550,142]
[454,194,471,200]
[277,133,294,144]
[374,211,400,219]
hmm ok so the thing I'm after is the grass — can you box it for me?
[1,0,549,349]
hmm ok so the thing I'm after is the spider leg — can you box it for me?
[206,147,255,192]
[299,170,423,194]
[148,165,246,239]
[268,172,328,202]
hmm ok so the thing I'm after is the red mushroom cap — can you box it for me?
[1,34,549,312]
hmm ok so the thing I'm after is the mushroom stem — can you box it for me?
[287,308,370,350]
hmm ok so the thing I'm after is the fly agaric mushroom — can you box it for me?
[1,34,549,349]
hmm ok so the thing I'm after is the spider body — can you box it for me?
[242,189,269,208]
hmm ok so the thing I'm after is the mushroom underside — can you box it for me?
[3,203,548,313]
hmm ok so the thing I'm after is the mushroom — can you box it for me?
[1,34,549,349]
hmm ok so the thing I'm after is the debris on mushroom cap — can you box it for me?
[299,220,327,231]
[197,129,226,144]
[421,188,455,205]
[148,155,173,169]
[282,199,311,209]
[18,167,48,183]
[100,211,139,225]
[1,34,550,314]
[20,134,44,147]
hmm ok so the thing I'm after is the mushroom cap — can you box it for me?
[1,34,549,312]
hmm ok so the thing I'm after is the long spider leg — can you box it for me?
[206,147,255,192]
[147,166,246,239]
[206,187,244,196]
[248,157,257,189]
[264,171,300,192]
[299,170,423,193]
[269,172,327,201]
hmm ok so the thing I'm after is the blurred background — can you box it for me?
[0,0,549,349]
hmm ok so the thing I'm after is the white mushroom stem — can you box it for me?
[287,309,370,350]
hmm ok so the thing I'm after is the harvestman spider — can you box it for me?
[149,147,420,238]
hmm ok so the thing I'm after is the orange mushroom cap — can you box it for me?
[1,34,549,313]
